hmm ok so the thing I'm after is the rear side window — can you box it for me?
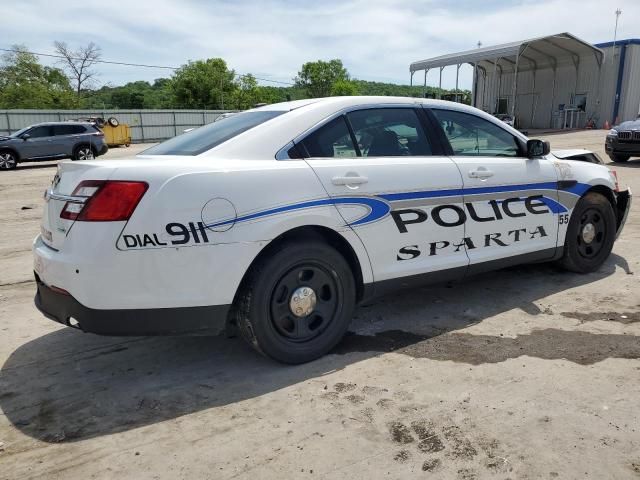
[432,109,521,157]
[143,111,284,156]
[300,108,433,158]
[347,108,431,157]
[301,117,358,158]
[53,125,85,136]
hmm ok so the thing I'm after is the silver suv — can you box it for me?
[0,122,108,170]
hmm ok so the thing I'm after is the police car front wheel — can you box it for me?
[235,240,356,364]
[560,192,616,273]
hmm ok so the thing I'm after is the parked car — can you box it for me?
[0,122,108,170]
[606,117,640,162]
[34,97,631,364]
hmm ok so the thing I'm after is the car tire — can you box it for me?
[73,145,95,161]
[0,150,18,170]
[235,240,356,364]
[559,192,616,273]
[612,154,630,163]
[108,117,119,127]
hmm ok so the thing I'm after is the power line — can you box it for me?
[0,47,296,85]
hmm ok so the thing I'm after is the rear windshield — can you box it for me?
[142,111,285,156]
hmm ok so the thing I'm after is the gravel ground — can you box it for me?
[0,131,638,479]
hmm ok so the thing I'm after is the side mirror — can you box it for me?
[527,139,550,158]
[21,133,30,141]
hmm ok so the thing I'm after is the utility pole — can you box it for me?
[220,77,225,110]
[472,41,482,107]
[612,8,622,68]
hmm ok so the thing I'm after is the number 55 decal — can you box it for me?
[558,214,570,225]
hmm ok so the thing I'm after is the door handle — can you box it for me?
[468,168,494,179]
[331,175,368,186]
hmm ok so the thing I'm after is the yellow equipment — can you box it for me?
[102,123,132,147]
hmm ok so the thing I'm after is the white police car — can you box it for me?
[33,96,631,363]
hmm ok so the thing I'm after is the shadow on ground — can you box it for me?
[1,254,637,443]
[605,158,640,168]
[14,162,59,171]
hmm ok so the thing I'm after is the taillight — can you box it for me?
[60,180,148,221]
[60,180,103,220]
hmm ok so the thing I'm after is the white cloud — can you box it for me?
[3,0,639,89]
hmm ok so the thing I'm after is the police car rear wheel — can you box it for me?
[560,192,616,273]
[236,240,356,364]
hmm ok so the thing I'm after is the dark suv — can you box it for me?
[0,122,108,170]
[606,117,640,162]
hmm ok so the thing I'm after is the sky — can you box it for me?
[3,0,639,90]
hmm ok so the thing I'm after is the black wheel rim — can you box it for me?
[269,262,339,342]
[576,208,606,259]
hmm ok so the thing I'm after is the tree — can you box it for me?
[331,79,359,96]
[53,41,102,99]
[170,58,237,109]
[82,78,173,109]
[294,59,350,98]
[0,45,76,108]
[231,74,262,110]
[148,78,173,108]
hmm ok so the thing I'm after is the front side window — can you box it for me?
[347,108,431,157]
[432,109,521,157]
[28,126,53,138]
[10,127,30,138]
[143,111,285,156]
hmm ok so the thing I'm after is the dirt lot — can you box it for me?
[1,132,639,479]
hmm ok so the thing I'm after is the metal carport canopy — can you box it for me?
[410,32,603,73]
[409,32,604,120]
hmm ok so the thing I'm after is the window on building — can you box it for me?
[497,98,508,114]
[572,94,587,112]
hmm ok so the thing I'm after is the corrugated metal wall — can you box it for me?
[619,44,640,122]
[473,43,639,129]
[476,55,605,129]
[0,109,237,142]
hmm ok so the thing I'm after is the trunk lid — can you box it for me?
[42,161,115,250]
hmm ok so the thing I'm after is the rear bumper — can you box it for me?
[34,273,230,336]
[615,188,632,240]
[96,144,109,156]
